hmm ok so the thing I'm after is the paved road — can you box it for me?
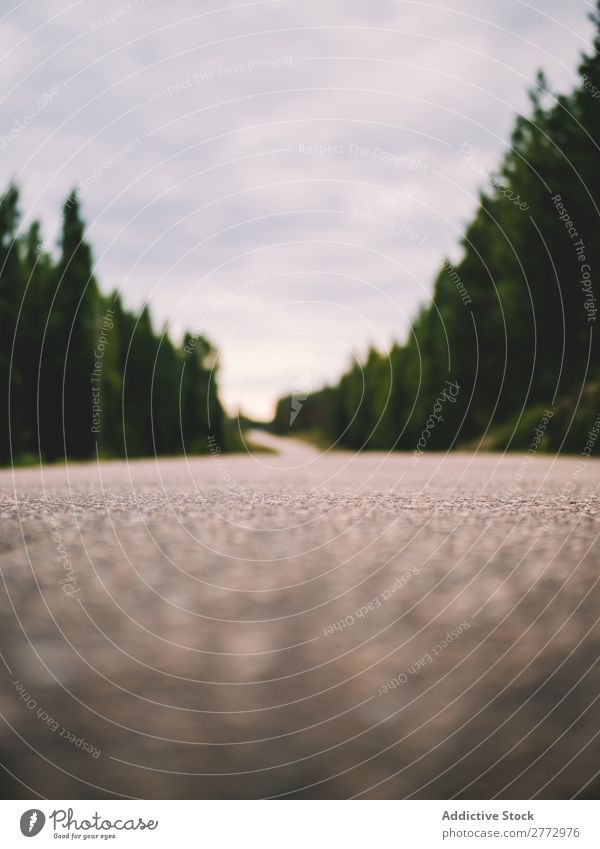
[1,437,600,799]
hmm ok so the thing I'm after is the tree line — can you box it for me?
[0,188,228,465]
[273,4,600,456]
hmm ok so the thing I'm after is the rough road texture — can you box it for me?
[1,435,600,799]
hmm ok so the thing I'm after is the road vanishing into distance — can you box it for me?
[1,435,600,799]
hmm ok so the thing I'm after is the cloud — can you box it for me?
[0,0,594,418]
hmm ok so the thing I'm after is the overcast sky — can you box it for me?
[1,0,596,418]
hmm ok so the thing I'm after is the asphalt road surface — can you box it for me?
[1,435,600,799]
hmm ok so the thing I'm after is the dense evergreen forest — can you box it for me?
[273,8,600,455]
[0,188,228,465]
